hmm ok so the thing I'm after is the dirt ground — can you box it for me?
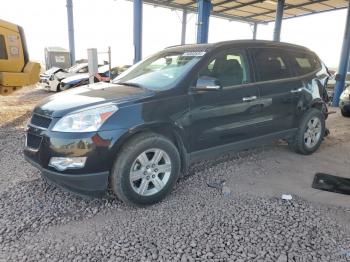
[0,86,350,261]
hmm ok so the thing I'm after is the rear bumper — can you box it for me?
[25,155,109,197]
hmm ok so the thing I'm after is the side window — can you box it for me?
[0,35,8,60]
[292,51,321,75]
[198,51,250,88]
[253,48,292,82]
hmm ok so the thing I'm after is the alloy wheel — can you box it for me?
[129,148,172,196]
[304,117,322,149]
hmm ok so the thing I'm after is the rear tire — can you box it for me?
[111,133,181,206]
[341,108,350,117]
[288,108,325,155]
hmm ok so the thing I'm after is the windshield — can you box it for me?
[113,51,205,91]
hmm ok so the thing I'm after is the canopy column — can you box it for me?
[181,9,187,45]
[66,0,76,64]
[134,0,143,64]
[253,22,258,40]
[273,0,285,42]
[333,1,350,106]
[196,0,211,44]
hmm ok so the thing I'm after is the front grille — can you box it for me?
[30,114,52,129]
[26,133,42,149]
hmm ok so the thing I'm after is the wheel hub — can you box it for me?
[129,148,172,196]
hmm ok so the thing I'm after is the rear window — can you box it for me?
[0,35,8,60]
[291,51,321,75]
[252,48,293,82]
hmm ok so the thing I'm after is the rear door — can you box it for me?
[250,47,300,133]
[189,48,262,153]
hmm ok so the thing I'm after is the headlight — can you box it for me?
[52,104,118,132]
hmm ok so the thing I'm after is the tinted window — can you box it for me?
[0,35,8,60]
[198,51,250,88]
[253,48,292,82]
[291,51,321,75]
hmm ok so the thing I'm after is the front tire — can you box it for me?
[111,133,181,206]
[289,108,325,155]
[341,108,350,117]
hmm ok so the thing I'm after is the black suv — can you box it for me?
[24,40,329,206]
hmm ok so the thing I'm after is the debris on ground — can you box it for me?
[281,194,293,200]
[312,173,350,195]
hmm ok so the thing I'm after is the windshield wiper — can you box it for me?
[116,82,143,88]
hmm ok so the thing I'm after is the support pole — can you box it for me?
[196,0,211,44]
[133,0,143,64]
[253,22,258,40]
[108,46,112,82]
[273,0,285,42]
[66,0,75,65]
[87,48,98,85]
[181,9,188,45]
[333,1,350,106]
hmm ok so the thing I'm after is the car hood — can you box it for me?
[61,73,89,84]
[33,82,150,118]
[55,71,80,80]
[44,67,62,75]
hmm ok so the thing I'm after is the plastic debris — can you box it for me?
[207,180,226,190]
[207,180,232,197]
[222,185,232,197]
[281,194,293,200]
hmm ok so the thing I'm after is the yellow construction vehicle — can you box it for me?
[0,19,40,95]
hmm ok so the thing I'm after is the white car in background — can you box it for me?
[39,63,89,92]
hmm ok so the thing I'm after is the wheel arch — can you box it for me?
[310,98,328,119]
[111,123,190,174]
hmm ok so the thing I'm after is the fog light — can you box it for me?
[49,157,87,171]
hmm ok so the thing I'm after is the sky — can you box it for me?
[1,0,347,69]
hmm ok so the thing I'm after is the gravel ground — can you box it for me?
[0,87,350,261]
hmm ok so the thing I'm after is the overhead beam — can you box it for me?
[134,0,143,64]
[139,0,260,24]
[273,0,284,42]
[282,6,348,21]
[246,0,330,19]
[333,1,350,106]
[197,0,212,43]
[66,0,76,65]
[218,0,267,13]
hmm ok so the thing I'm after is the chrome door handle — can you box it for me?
[242,95,257,102]
[290,88,303,93]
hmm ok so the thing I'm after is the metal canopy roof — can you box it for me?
[142,0,349,24]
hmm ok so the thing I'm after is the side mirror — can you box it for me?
[195,76,221,91]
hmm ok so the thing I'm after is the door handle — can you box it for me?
[290,88,303,93]
[242,95,257,102]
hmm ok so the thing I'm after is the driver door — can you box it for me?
[189,49,263,153]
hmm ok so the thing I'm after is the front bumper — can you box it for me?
[25,155,109,197]
[24,123,127,197]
